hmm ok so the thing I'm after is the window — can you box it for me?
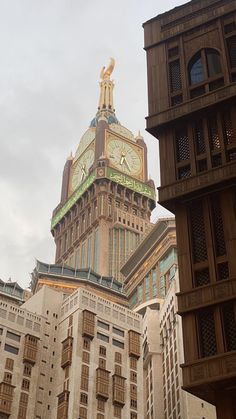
[115,364,122,376]
[3,372,12,383]
[83,338,91,351]
[222,303,236,351]
[226,35,236,69]
[23,363,32,377]
[114,405,122,418]
[188,49,223,97]
[113,327,124,337]
[82,351,90,364]
[99,358,106,369]
[4,343,19,355]
[97,333,109,343]
[5,358,14,370]
[22,379,30,391]
[130,371,137,382]
[80,393,88,405]
[97,398,105,411]
[169,59,182,93]
[189,49,221,84]
[99,346,106,357]
[112,339,124,349]
[115,352,122,363]
[130,357,137,370]
[6,331,21,342]
[97,320,109,331]
[197,308,217,358]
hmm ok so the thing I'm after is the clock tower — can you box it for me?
[51,59,156,282]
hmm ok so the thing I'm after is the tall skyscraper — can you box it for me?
[144,0,236,418]
[51,59,155,282]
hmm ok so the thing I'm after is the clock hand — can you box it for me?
[120,154,125,165]
[123,156,131,172]
[81,165,86,180]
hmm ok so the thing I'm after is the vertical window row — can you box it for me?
[168,45,183,107]
[175,128,191,180]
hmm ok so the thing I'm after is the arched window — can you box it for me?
[188,49,223,98]
[189,51,204,85]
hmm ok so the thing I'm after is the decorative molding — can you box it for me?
[159,160,236,206]
[51,167,156,229]
[177,277,236,314]
[182,350,236,388]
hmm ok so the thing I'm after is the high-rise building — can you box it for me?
[122,218,177,311]
[122,217,216,419]
[51,59,155,282]
[144,0,236,417]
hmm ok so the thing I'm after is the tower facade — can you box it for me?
[144,1,236,418]
[51,59,155,282]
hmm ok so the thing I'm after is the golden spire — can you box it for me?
[98,58,115,113]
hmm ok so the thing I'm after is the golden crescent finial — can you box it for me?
[100,57,115,80]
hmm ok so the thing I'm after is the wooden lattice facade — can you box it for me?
[144,1,236,418]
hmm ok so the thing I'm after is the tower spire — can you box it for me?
[98,57,115,114]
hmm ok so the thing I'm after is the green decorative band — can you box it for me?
[51,171,96,229]
[51,167,156,229]
[106,167,156,200]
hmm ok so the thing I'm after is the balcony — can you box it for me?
[128,331,141,358]
[181,350,236,404]
[96,368,110,400]
[0,382,15,417]
[82,310,95,339]
[177,277,236,314]
[57,390,69,419]
[158,159,236,211]
[61,336,73,369]
[23,334,39,365]
[112,374,125,406]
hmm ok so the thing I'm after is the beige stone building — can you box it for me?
[160,276,216,419]
[0,284,143,419]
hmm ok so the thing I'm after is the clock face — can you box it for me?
[71,148,95,192]
[75,128,96,159]
[107,138,142,176]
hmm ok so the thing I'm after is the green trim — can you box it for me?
[107,167,156,200]
[51,171,96,229]
[51,167,156,229]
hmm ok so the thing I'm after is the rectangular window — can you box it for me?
[97,332,109,343]
[5,358,14,370]
[97,320,109,331]
[222,303,236,352]
[112,339,124,349]
[189,202,207,263]
[113,327,124,337]
[208,116,220,150]
[99,346,106,357]
[22,379,30,391]
[115,352,122,363]
[23,363,32,377]
[175,129,190,162]
[4,344,19,355]
[227,35,236,68]
[6,331,21,342]
[197,308,217,358]
[169,60,182,92]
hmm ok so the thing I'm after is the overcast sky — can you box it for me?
[0,0,186,288]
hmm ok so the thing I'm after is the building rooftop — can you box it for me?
[31,260,125,295]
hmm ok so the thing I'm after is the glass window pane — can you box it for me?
[189,53,204,84]
[206,50,222,77]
